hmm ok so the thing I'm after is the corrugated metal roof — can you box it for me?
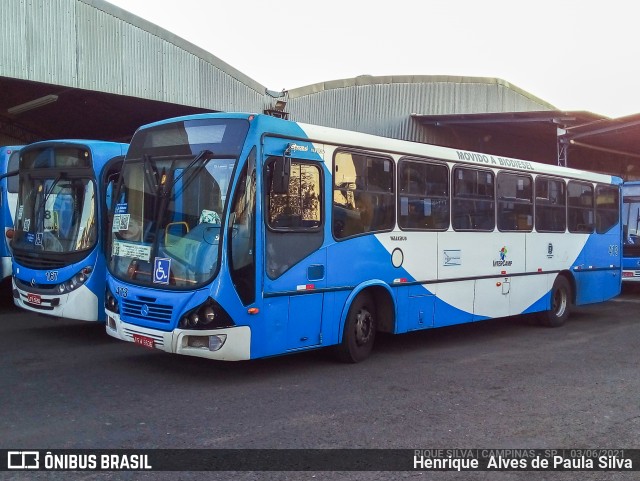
[1,0,266,112]
[285,75,557,143]
[287,75,557,110]
[27,0,77,86]
[77,1,124,94]
[80,0,265,95]
[0,0,27,77]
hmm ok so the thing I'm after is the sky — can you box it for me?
[106,0,640,118]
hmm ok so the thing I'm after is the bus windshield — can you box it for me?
[107,118,249,289]
[623,183,640,248]
[13,152,98,255]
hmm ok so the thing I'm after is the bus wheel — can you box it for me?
[538,276,572,327]
[336,293,377,363]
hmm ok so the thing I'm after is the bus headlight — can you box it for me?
[186,334,227,351]
[189,312,200,327]
[179,298,234,330]
[105,286,119,314]
[57,267,93,294]
[203,305,216,323]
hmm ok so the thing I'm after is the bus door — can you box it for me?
[262,143,326,352]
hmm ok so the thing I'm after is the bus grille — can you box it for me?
[121,299,173,323]
[13,252,67,269]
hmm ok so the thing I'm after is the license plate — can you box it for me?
[27,293,42,305]
[133,334,155,349]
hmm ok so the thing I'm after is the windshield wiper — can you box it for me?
[143,154,159,195]
[33,174,65,233]
[161,149,214,198]
[148,150,214,258]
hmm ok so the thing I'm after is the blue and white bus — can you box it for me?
[105,113,621,362]
[621,181,640,283]
[12,140,128,321]
[1,146,22,282]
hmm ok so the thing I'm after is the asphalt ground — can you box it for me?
[1,284,639,480]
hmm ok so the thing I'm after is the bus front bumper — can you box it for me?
[622,270,640,282]
[13,279,100,322]
[105,312,251,361]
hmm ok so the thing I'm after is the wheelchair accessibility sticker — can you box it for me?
[153,257,171,284]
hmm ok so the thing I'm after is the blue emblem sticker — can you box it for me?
[153,257,171,284]
[115,203,128,215]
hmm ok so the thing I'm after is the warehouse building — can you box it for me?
[2,0,640,178]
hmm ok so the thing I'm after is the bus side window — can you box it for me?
[229,150,256,305]
[595,184,619,234]
[398,159,449,230]
[568,181,594,233]
[535,177,566,232]
[452,167,495,231]
[497,172,533,231]
[333,151,394,239]
[267,162,321,230]
[265,157,323,279]
[7,150,19,194]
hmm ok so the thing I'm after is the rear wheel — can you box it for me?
[538,276,572,327]
[335,293,377,363]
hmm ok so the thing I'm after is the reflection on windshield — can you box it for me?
[12,177,97,253]
[623,201,640,246]
[108,156,235,288]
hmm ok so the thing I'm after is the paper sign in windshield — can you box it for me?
[112,240,151,262]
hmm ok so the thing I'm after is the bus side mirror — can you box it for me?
[271,155,291,195]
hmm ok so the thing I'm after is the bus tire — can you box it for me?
[335,293,377,363]
[538,276,572,327]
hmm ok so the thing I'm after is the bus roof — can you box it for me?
[134,113,622,186]
[19,140,128,171]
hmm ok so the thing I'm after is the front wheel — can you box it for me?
[335,293,377,363]
[538,276,572,327]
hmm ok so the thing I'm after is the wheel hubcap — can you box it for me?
[355,309,373,346]
[553,288,567,317]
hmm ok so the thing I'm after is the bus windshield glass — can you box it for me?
[623,183,640,247]
[12,147,97,254]
[108,118,249,289]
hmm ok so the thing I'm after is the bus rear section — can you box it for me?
[0,146,22,282]
[11,140,127,322]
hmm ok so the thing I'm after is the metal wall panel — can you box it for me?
[26,0,77,86]
[0,0,27,78]
[199,60,264,113]
[162,41,200,106]
[1,0,266,112]
[76,2,123,94]
[121,25,164,101]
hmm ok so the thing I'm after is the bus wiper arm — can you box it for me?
[34,174,64,227]
[0,169,17,181]
[150,150,214,256]
[143,154,158,195]
[162,149,214,197]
